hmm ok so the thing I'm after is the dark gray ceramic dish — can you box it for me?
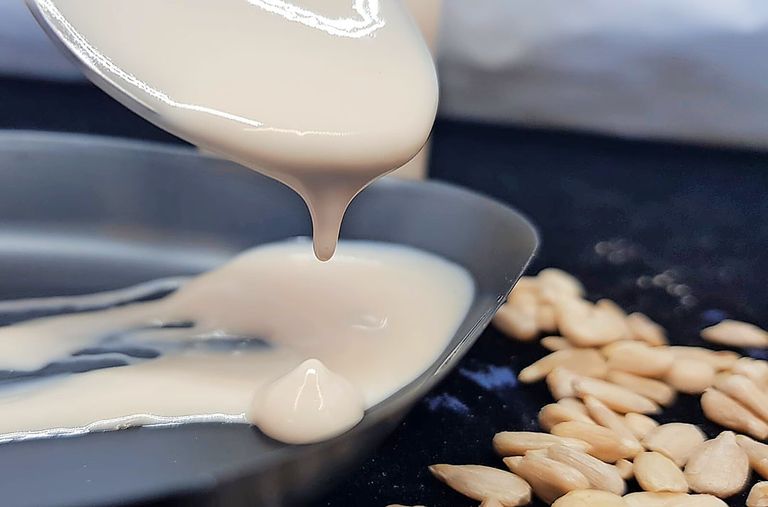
[0,132,537,507]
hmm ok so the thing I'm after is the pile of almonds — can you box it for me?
[412,269,768,506]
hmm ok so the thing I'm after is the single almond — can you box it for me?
[557,299,628,347]
[428,464,532,506]
[747,481,768,507]
[684,431,749,498]
[642,423,706,467]
[668,346,739,371]
[736,435,768,480]
[715,374,768,422]
[627,312,668,346]
[547,368,583,400]
[558,397,589,415]
[604,341,674,378]
[552,489,627,506]
[596,299,631,335]
[607,370,676,407]
[634,451,688,493]
[663,358,715,395]
[582,396,643,456]
[701,319,768,348]
[547,444,626,495]
[519,349,608,383]
[507,285,539,308]
[537,268,585,298]
[542,336,572,352]
[595,298,626,315]
[573,376,660,414]
[551,421,636,462]
[504,452,589,504]
[701,388,768,440]
[622,492,688,507]
[493,302,539,341]
[624,413,659,440]
[492,431,590,456]
[539,403,596,431]
[615,459,633,480]
[733,357,768,388]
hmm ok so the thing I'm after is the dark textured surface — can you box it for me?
[2,77,768,506]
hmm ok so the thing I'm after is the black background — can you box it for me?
[2,77,767,506]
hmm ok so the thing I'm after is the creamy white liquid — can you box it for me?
[0,240,473,444]
[39,0,438,260]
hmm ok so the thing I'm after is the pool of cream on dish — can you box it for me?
[0,241,473,444]
[6,0,468,444]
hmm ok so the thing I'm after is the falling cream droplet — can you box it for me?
[290,173,376,262]
[248,358,365,444]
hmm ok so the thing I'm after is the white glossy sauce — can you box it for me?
[14,1,454,444]
[38,0,438,260]
[0,241,473,444]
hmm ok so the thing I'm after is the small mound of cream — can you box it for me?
[248,358,365,444]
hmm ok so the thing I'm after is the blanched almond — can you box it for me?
[668,346,738,371]
[547,368,583,400]
[492,431,590,456]
[551,421,636,462]
[557,299,628,347]
[507,286,539,308]
[624,412,659,440]
[538,268,585,298]
[547,444,626,495]
[701,319,768,348]
[542,336,572,352]
[642,423,706,467]
[627,312,668,346]
[733,357,768,388]
[493,302,539,341]
[504,452,589,504]
[519,349,608,383]
[701,388,768,440]
[558,397,589,416]
[748,481,768,507]
[736,435,768,480]
[663,359,715,394]
[552,489,627,506]
[634,451,688,493]
[622,492,688,507]
[604,341,674,378]
[684,431,749,498]
[539,403,595,431]
[479,499,504,507]
[573,377,660,414]
[607,370,676,407]
[714,374,768,422]
[582,396,643,456]
[429,464,532,506]
[596,299,630,324]
[615,459,633,480]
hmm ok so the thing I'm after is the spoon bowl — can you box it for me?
[0,131,537,506]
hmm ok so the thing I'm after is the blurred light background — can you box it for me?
[3,0,768,148]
